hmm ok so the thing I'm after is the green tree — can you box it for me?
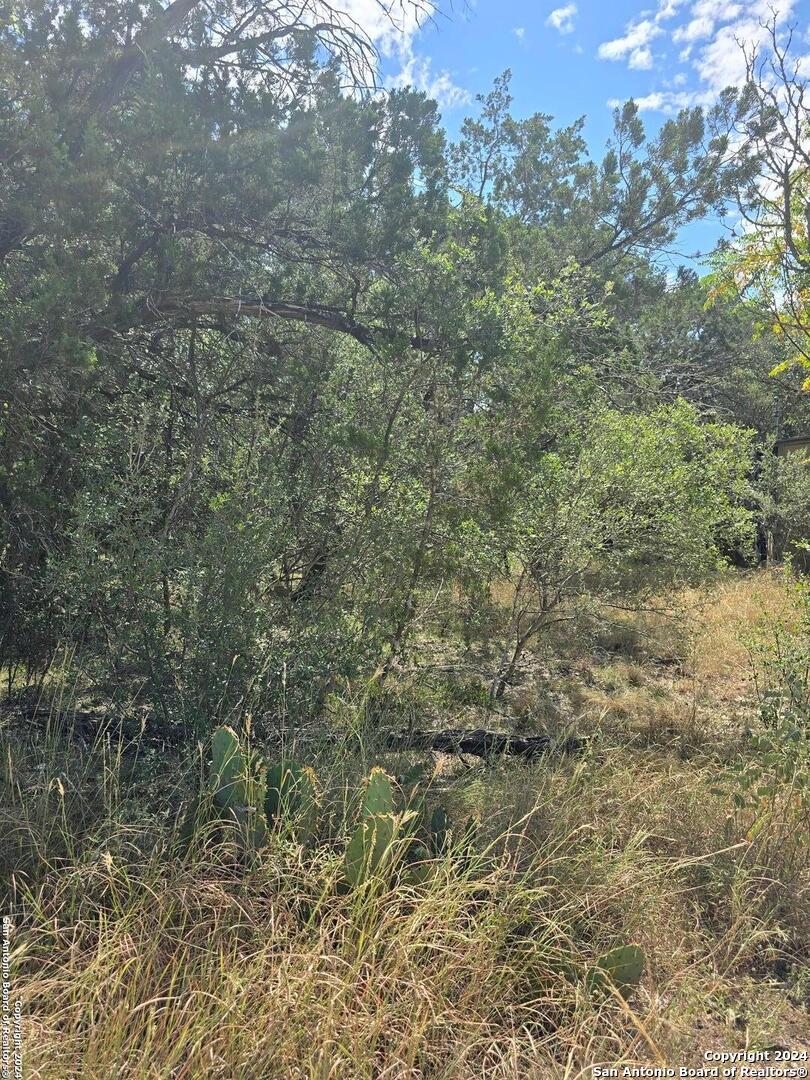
[486,402,753,697]
[450,72,747,278]
[712,16,810,389]
[0,0,765,735]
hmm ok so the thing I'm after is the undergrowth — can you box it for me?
[1,572,808,1078]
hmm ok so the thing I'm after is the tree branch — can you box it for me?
[150,295,377,345]
[89,0,203,116]
[385,728,587,760]
[145,294,433,350]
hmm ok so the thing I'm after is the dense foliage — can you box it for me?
[1,0,807,733]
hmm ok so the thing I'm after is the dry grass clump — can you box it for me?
[3,571,809,1078]
[684,570,801,694]
[466,746,809,1048]
[5,726,807,1078]
[596,661,648,691]
[578,684,686,737]
[6,785,667,1079]
[523,570,804,745]
[19,849,575,1078]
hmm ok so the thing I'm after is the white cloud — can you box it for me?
[338,0,471,110]
[693,0,797,93]
[342,0,422,58]
[670,2,743,44]
[672,16,713,44]
[390,55,471,109]
[598,18,662,63]
[546,4,577,35]
[691,0,742,20]
[608,88,715,112]
[655,0,688,19]
[604,0,800,117]
[629,46,654,69]
[513,26,526,39]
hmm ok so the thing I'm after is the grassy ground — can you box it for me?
[1,570,808,1078]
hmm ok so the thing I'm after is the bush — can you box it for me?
[490,401,754,694]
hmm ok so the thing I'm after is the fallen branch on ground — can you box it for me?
[384,728,588,760]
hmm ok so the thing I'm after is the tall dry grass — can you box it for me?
[3,746,807,1076]
[685,570,802,691]
[2,572,809,1078]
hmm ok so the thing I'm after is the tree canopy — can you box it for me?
[1,0,806,727]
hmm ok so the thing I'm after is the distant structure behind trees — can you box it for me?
[775,435,810,459]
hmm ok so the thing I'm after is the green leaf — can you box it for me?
[361,767,395,818]
[210,726,248,810]
[586,944,645,996]
[344,813,396,887]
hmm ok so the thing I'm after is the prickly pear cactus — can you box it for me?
[177,792,205,848]
[265,761,313,819]
[344,812,396,887]
[361,767,394,818]
[402,840,433,886]
[210,726,249,809]
[429,805,451,855]
[586,944,645,995]
[231,796,268,848]
[343,768,399,887]
[209,725,267,848]
[265,761,319,843]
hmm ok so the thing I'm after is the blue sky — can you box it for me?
[352,0,810,269]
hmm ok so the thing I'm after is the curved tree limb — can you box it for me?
[146,294,432,350]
